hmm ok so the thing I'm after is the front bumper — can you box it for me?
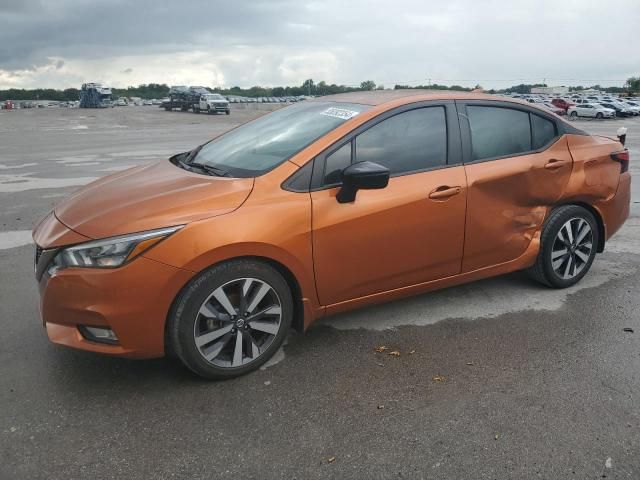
[33,214,194,358]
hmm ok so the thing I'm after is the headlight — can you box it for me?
[47,225,182,275]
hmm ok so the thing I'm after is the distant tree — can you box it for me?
[302,79,315,95]
[315,81,328,95]
[626,76,640,93]
[63,88,80,100]
[360,80,376,91]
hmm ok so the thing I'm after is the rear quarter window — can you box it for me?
[531,114,557,149]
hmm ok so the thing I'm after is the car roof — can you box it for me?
[309,89,517,106]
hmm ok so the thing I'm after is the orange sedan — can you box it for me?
[33,91,631,378]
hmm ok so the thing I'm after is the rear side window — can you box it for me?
[355,107,447,174]
[531,114,557,149]
[467,106,531,160]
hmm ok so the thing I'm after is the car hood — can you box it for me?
[55,160,254,239]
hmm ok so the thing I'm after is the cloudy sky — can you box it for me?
[1,0,639,90]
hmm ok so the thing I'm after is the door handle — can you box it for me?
[544,159,567,170]
[428,186,462,200]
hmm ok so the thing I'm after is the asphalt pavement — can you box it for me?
[1,105,639,479]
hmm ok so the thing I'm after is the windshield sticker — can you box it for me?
[320,107,361,120]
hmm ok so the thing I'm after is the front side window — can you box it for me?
[354,107,447,174]
[467,106,531,160]
[191,102,369,177]
[324,142,351,185]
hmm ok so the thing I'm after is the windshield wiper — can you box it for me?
[190,162,233,177]
[175,144,230,177]
[186,144,204,163]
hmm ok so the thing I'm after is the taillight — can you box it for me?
[611,149,630,173]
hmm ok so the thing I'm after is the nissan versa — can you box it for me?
[33,91,631,379]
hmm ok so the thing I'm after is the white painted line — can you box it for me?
[0,163,38,170]
[0,230,33,250]
[0,174,97,193]
[108,150,175,157]
[62,162,101,167]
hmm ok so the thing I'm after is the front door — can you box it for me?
[311,104,467,306]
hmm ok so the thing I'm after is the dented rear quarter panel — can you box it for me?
[562,134,629,241]
[563,134,622,203]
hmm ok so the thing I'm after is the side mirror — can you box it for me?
[336,161,390,203]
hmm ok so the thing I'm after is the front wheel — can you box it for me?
[527,205,598,288]
[167,260,293,379]
[570,111,578,119]
[596,112,603,119]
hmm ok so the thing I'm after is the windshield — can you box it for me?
[190,101,370,177]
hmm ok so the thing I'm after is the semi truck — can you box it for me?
[79,83,112,108]
[163,86,229,114]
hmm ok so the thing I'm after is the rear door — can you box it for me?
[311,102,467,305]
[457,101,573,272]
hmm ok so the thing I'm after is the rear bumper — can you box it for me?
[595,172,631,241]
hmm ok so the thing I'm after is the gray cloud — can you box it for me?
[0,0,639,89]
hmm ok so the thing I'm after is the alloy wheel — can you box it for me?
[193,277,282,368]
[551,217,593,280]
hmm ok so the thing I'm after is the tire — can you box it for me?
[167,259,293,379]
[596,112,603,119]
[207,106,211,115]
[527,205,598,288]
[570,111,578,118]
[226,110,230,115]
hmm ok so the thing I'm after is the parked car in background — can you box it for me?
[551,98,575,111]
[599,102,632,117]
[540,102,566,115]
[32,91,630,379]
[620,101,640,115]
[567,103,615,119]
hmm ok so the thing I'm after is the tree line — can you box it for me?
[1,77,638,101]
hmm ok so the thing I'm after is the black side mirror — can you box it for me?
[336,161,390,203]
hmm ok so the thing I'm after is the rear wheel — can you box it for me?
[168,260,293,379]
[528,205,598,288]
[570,111,578,119]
